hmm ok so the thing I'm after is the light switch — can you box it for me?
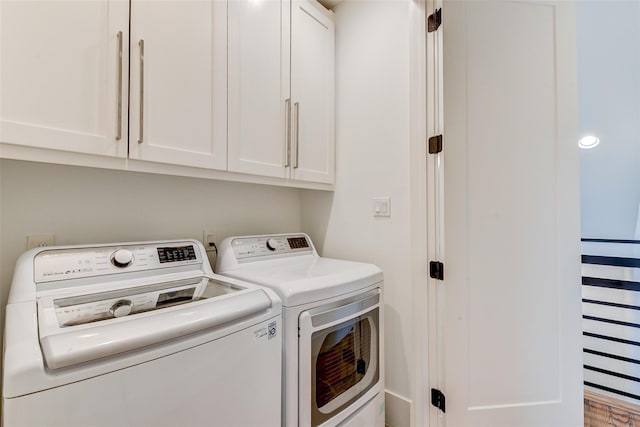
[372,197,391,217]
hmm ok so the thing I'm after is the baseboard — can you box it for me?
[385,390,411,427]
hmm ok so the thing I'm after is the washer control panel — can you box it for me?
[34,242,201,284]
[232,234,312,259]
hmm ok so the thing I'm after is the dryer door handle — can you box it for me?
[305,289,380,330]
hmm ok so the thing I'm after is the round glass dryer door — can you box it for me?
[298,290,380,427]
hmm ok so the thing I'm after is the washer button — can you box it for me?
[110,300,133,318]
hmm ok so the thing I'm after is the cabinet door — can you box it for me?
[0,0,129,157]
[227,0,290,178]
[290,0,335,184]
[129,0,227,170]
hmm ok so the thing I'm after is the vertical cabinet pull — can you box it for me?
[285,98,291,167]
[116,31,123,141]
[138,39,145,144]
[293,102,300,169]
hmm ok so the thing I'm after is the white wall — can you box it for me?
[301,1,413,424]
[0,159,302,364]
[577,1,640,239]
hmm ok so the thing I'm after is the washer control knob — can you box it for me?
[110,299,133,318]
[111,249,134,268]
[266,239,278,251]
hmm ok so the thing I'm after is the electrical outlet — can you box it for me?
[27,233,55,250]
[203,230,217,252]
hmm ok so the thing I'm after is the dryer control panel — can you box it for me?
[231,234,313,259]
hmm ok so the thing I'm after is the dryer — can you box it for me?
[216,233,385,427]
[3,239,282,427]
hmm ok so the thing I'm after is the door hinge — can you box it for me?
[429,261,444,280]
[428,135,443,154]
[431,388,446,413]
[427,8,442,33]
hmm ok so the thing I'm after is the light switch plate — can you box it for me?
[372,197,391,217]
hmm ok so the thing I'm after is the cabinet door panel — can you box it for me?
[129,0,226,170]
[228,0,290,178]
[0,0,129,157]
[291,0,334,184]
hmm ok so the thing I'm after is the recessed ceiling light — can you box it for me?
[578,135,600,149]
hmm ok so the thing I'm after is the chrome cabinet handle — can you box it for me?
[116,31,123,141]
[293,102,299,169]
[285,98,291,167]
[138,39,144,144]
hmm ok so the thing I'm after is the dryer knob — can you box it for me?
[111,249,134,268]
[110,299,133,318]
[266,239,278,251]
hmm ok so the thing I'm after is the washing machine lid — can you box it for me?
[221,255,382,306]
[36,275,275,370]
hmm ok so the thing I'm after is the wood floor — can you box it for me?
[584,391,640,427]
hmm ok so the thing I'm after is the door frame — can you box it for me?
[409,0,438,425]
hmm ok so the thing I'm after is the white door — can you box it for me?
[227,0,290,178]
[439,0,583,425]
[290,0,335,184]
[129,0,227,170]
[0,0,129,157]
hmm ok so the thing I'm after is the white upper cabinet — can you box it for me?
[291,0,335,184]
[1,0,333,189]
[0,0,129,158]
[128,0,227,170]
[228,0,335,183]
[227,0,290,178]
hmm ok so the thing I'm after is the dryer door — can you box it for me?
[298,289,381,427]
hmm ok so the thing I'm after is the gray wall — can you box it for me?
[578,1,640,239]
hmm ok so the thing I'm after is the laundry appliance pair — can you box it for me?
[3,233,384,427]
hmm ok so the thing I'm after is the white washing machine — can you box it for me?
[3,239,282,427]
[216,233,385,427]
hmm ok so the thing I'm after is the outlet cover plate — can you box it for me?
[27,233,55,250]
[203,230,217,252]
